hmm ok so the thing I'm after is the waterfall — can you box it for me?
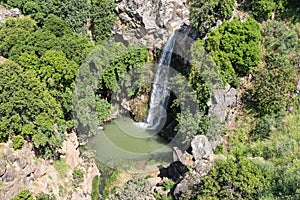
[144,33,176,130]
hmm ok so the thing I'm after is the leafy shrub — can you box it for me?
[189,0,235,36]
[195,156,270,199]
[35,192,56,200]
[204,17,261,85]
[11,189,35,200]
[72,167,84,187]
[12,135,25,150]
[91,175,100,200]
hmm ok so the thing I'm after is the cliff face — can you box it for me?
[0,132,99,200]
[113,0,189,48]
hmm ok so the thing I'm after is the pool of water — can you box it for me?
[86,117,173,168]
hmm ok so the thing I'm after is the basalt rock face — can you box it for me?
[114,0,190,49]
[0,132,99,200]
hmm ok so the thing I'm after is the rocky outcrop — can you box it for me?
[173,159,212,199]
[171,135,215,199]
[208,84,238,123]
[129,91,150,121]
[114,0,189,49]
[191,135,214,162]
[0,132,99,200]
[0,6,20,23]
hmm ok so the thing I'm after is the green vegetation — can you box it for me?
[11,189,35,200]
[0,0,116,41]
[35,192,56,200]
[72,167,84,187]
[189,0,235,36]
[91,175,100,200]
[1,0,300,199]
[12,135,24,150]
[194,156,270,199]
[53,159,70,177]
[204,17,262,86]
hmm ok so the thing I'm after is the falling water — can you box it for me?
[144,33,176,130]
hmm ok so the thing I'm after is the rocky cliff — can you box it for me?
[113,0,189,48]
[0,132,99,200]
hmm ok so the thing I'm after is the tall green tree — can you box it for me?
[0,61,64,155]
[204,17,261,86]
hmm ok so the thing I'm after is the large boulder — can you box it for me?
[114,0,189,49]
[191,135,213,162]
[2,167,16,182]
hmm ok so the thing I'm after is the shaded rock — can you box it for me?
[158,161,188,181]
[208,85,238,123]
[2,149,12,159]
[191,135,213,161]
[7,154,17,164]
[34,163,46,179]
[2,167,16,182]
[0,158,6,176]
[173,160,212,199]
[15,157,26,170]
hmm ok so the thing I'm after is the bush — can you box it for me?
[11,189,35,200]
[72,167,84,187]
[189,0,235,36]
[12,135,24,150]
[91,175,100,200]
[195,156,270,199]
[204,17,261,85]
[35,192,56,200]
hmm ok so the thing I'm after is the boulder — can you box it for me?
[191,135,213,161]
[2,149,12,159]
[0,158,6,177]
[2,167,16,182]
[7,155,17,164]
[34,164,47,179]
[147,177,162,186]
[15,157,26,170]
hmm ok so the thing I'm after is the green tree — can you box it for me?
[43,15,73,37]
[248,55,296,116]
[0,61,64,155]
[91,0,117,42]
[204,17,261,86]
[195,156,270,199]
[189,0,235,36]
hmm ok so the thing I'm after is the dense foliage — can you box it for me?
[194,156,270,199]
[204,17,262,86]
[0,0,116,41]
[189,0,235,36]
[0,61,65,156]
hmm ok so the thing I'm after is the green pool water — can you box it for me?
[86,117,172,166]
